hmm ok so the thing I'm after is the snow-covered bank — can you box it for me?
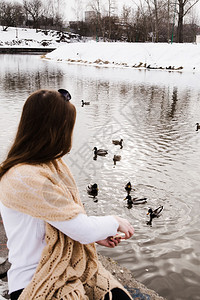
[1,27,200,73]
[45,41,200,73]
[0,27,80,48]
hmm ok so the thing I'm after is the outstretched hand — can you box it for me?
[96,215,134,248]
[113,216,134,239]
[96,236,122,248]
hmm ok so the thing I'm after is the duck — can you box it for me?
[124,195,133,205]
[93,147,108,156]
[132,197,147,205]
[125,182,132,194]
[87,183,98,198]
[146,206,163,225]
[113,155,121,165]
[196,123,200,131]
[112,139,123,149]
[81,100,90,106]
[124,195,147,205]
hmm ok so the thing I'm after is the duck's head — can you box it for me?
[93,147,97,151]
[92,183,98,189]
[124,195,131,201]
[125,182,132,191]
[147,208,153,215]
[196,123,199,126]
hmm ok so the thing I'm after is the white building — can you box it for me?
[196,35,200,43]
[85,11,96,22]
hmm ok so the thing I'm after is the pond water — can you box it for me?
[0,54,200,300]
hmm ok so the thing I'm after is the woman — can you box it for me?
[0,89,134,300]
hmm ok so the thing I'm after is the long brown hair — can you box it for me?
[0,89,76,179]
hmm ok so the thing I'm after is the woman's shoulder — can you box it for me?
[3,162,52,180]
[1,159,72,185]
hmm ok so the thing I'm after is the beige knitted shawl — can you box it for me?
[0,159,132,300]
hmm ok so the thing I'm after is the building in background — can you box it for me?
[196,35,200,43]
[85,11,96,22]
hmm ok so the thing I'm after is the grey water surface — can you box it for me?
[0,54,200,300]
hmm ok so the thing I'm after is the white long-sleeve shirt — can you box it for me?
[0,202,119,294]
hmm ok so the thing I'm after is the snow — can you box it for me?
[0,26,80,48]
[1,26,200,72]
[45,41,200,73]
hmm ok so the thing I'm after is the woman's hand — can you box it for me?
[96,215,134,248]
[96,236,122,248]
[113,216,134,239]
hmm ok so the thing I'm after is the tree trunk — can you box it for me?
[154,0,159,42]
[177,0,184,43]
[167,0,170,42]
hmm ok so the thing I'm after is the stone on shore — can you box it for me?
[98,253,166,300]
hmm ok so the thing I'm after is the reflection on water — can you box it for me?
[0,55,64,92]
[0,55,200,300]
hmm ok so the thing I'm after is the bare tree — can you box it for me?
[153,0,159,41]
[40,0,63,29]
[177,0,199,42]
[167,0,170,41]
[0,1,24,30]
[23,0,43,28]
[120,5,135,41]
[72,0,83,21]
[143,0,175,42]
[106,0,116,39]
[88,0,102,40]
[71,0,200,42]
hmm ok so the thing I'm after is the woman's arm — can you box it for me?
[48,214,134,245]
[48,214,119,244]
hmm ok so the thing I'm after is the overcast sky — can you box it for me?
[5,0,200,23]
[64,0,200,23]
[7,0,131,21]
[64,0,131,21]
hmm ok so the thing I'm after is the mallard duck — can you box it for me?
[196,123,200,131]
[81,100,90,106]
[112,139,123,149]
[132,197,147,205]
[113,155,121,165]
[124,195,133,205]
[87,183,98,198]
[124,195,147,205]
[93,147,108,156]
[146,206,163,225]
[125,182,132,194]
